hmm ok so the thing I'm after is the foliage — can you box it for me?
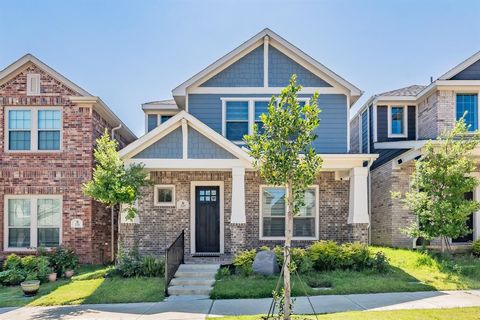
[272,246,313,274]
[83,129,150,220]
[233,249,257,276]
[48,247,79,275]
[0,269,27,286]
[4,254,22,270]
[396,119,480,248]
[473,239,480,257]
[245,75,322,216]
[308,241,388,272]
[114,247,165,277]
[216,267,232,280]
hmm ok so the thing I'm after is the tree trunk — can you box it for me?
[283,183,294,320]
[111,206,115,263]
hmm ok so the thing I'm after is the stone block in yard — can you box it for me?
[253,250,279,275]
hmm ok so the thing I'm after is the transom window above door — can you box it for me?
[388,105,407,137]
[6,107,62,151]
[222,98,309,143]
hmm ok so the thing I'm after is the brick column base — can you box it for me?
[348,223,369,243]
[230,223,246,253]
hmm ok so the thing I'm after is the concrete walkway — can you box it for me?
[1,290,480,320]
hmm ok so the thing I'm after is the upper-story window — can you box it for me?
[222,98,308,143]
[146,114,175,132]
[388,105,407,137]
[456,94,478,131]
[6,107,62,151]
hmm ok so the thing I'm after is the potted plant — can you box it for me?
[48,247,78,279]
[47,270,57,282]
[20,278,40,297]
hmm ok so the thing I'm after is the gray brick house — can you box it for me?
[118,29,377,262]
[351,51,480,248]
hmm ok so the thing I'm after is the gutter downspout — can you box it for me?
[110,124,122,262]
[366,158,375,246]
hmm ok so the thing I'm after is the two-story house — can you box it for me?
[351,51,480,248]
[118,29,377,262]
[0,54,136,263]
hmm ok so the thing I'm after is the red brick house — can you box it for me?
[0,54,136,263]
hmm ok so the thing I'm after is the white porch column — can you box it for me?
[231,166,246,223]
[474,184,480,241]
[348,167,369,224]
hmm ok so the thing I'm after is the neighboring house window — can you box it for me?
[456,94,478,131]
[154,185,175,206]
[160,115,172,123]
[5,195,62,249]
[6,107,62,151]
[225,101,249,141]
[38,110,61,150]
[388,105,407,137]
[260,186,318,239]
[8,110,31,150]
[26,74,40,95]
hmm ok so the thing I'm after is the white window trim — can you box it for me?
[387,105,408,138]
[259,184,319,241]
[26,74,40,96]
[154,185,176,206]
[455,92,479,132]
[4,106,63,153]
[4,195,63,252]
[221,97,310,143]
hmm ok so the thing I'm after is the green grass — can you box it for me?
[211,307,480,320]
[0,265,165,307]
[211,247,480,299]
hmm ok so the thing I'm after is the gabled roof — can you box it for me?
[439,50,480,80]
[142,99,178,111]
[0,54,136,142]
[119,110,253,163]
[172,28,362,98]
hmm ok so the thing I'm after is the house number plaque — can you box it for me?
[177,200,189,210]
[70,218,84,229]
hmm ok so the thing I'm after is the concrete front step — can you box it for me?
[168,285,213,296]
[174,270,217,278]
[170,277,216,286]
[178,264,220,272]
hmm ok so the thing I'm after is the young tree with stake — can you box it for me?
[245,75,322,319]
[83,129,150,261]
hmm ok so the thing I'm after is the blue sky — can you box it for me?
[1,0,480,136]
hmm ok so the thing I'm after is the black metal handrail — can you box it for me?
[164,230,185,296]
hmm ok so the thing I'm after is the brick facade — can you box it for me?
[119,170,368,260]
[0,62,128,263]
[417,90,456,140]
[370,159,416,248]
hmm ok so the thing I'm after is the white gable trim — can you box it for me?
[172,28,362,99]
[439,51,480,80]
[119,110,253,164]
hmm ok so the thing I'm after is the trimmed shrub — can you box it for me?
[1,253,53,284]
[473,239,480,257]
[341,242,371,271]
[0,269,27,285]
[233,249,257,276]
[4,254,22,270]
[308,240,343,271]
[273,246,313,274]
[141,255,165,277]
[48,247,79,276]
[114,247,165,278]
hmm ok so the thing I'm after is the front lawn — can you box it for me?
[211,247,480,299]
[0,265,165,307]
[212,307,480,320]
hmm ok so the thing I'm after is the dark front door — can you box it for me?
[452,191,474,243]
[195,186,220,253]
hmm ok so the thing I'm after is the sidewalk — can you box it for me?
[1,290,480,320]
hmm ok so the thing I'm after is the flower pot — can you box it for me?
[48,272,57,282]
[21,280,40,297]
[64,270,74,278]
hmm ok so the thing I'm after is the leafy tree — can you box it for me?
[245,75,322,319]
[83,130,150,260]
[396,118,480,253]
